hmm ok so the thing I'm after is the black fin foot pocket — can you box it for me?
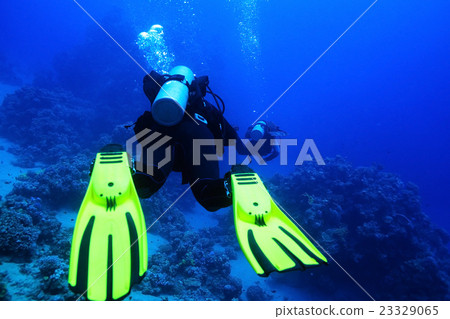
[100,144,125,153]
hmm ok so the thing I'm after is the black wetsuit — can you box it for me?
[132,73,249,212]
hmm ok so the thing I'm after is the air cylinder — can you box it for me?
[152,66,195,126]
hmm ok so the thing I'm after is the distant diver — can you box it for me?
[67,65,327,301]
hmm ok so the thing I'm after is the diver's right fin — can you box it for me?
[231,166,327,276]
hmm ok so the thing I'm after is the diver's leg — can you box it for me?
[190,177,232,212]
[133,135,174,198]
[172,119,231,211]
[189,142,231,212]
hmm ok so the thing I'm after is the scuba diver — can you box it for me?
[131,67,287,212]
[68,66,327,301]
[245,120,287,162]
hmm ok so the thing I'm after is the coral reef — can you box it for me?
[36,255,69,296]
[0,194,66,259]
[0,193,74,299]
[0,202,40,258]
[266,157,450,300]
[137,209,242,300]
[246,284,273,301]
[140,175,197,230]
[11,153,91,209]
[0,87,104,166]
[2,138,449,300]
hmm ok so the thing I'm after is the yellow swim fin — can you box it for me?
[68,144,148,301]
[230,166,327,276]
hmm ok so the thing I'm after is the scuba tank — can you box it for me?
[152,65,195,126]
[250,121,267,141]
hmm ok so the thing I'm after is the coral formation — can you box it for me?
[36,255,69,295]
[11,154,91,209]
[246,284,273,301]
[0,203,40,257]
[0,194,66,258]
[0,87,102,166]
[266,157,450,300]
[138,208,242,300]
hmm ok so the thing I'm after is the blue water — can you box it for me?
[2,0,448,228]
[1,0,449,301]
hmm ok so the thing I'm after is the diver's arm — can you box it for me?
[143,70,167,105]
